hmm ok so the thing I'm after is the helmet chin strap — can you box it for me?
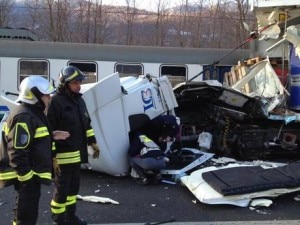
[31,87,46,110]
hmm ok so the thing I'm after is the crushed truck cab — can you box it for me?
[82,73,178,176]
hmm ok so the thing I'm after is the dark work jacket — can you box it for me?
[142,115,179,151]
[47,88,96,165]
[128,133,166,159]
[0,103,52,188]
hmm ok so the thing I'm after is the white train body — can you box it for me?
[0,39,249,175]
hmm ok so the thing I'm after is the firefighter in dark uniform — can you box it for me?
[128,115,180,184]
[47,66,100,225]
[0,76,69,225]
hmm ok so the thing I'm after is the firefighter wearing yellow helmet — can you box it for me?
[47,66,99,225]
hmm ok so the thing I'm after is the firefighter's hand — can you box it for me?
[53,158,60,175]
[53,130,70,140]
[91,143,100,159]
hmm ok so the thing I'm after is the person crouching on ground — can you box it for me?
[128,115,180,185]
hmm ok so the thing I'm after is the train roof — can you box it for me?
[0,40,249,65]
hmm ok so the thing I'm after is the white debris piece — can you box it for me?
[76,195,119,204]
[293,194,300,201]
[250,199,273,207]
[211,157,236,164]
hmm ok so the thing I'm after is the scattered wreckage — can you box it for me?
[2,2,300,208]
[79,51,300,208]
[170,55,300,207]
[1,56,299,208]
[174,58,299,161]
[184,5,300,208]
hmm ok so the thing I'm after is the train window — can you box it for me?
[19,60,49,86]
[160,65,187,87]
[69,61,97,84]
[115,63,143,77]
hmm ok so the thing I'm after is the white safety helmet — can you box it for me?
[16,76,55,104]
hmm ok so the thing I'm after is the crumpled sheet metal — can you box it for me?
[180,162,300,207]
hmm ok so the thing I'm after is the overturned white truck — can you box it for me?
[81,73,178,176]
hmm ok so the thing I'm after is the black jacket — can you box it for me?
[0,103,52,188]
[47,88,96,165]
[128,133,166,159]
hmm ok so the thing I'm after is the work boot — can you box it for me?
[136,177,149,185]
[153,173,162,184]
[52,222,69,225]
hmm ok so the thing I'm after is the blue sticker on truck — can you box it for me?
[142,88,154,111]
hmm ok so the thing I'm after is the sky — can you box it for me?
[100,0,187,11]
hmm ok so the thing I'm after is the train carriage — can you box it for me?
[0,39,249,109]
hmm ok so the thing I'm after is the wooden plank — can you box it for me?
[230,67,237,85]
[224,72,229,85]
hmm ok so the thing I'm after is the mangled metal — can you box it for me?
[177,3,300,207]
[180,160,300,207]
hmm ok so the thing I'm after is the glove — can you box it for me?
[53,158,60,175]
[163,157,170,163]
[52,130,70,140]
[91,143,100,159]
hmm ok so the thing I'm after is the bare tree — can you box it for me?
[92,0,103,43]
[1,0,254,48]
[224,0,253,48]
[24,0,40,31]
[84,0,93,43]
[0,0,15,27]
[74,0,95,43]
[204,0,221,48]
[189,0,205,48]
[22,0,46,40]
[91,0,110,44]
[174,0,189,47]
[44,0,71,42]
[125,0,137,45]
[153,0,168,46]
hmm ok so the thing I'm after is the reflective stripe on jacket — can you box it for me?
[47,89,96,165]
[0,104,52,188]
[128,134,165,159]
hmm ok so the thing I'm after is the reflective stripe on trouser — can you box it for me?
[56,151,81,165]
[51,165,80,223]
[13,180,41,225]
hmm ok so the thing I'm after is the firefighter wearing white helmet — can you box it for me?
[16,75,55,105]
[47,66,99,225]
[0,76,69,225]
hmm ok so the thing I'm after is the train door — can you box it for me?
[202,65,232,83]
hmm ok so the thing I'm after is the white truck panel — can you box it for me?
[82,73,178,176]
